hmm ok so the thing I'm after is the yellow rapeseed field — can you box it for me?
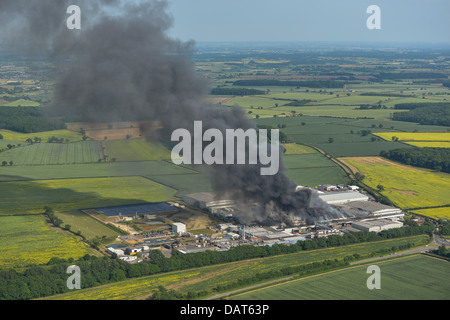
[412,207,450,220]
[374,132,450,142]
[340,157,450,210]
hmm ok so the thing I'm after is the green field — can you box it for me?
[105,139,171,161]
[231,255,450,300]
[0,215,91,269]
[282,143,316,155]
[0,176,178,215]
[2,99,40,107]
[340,157,450,210]
[145,173,213,197]
[256,116,421,157]
[55,211,121,240]
[43,235,429,300]
[222,90,430,120]
[0,129,85,143]
[0,141,104,165]
[280,152,349,186]
[0,160,196,182]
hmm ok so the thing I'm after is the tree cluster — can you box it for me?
[375,72,447,80]
[210,87,265,96]
[0,107,66,133]
[232,79,345,88]
[392,103,450,127]
[380,147,450,173]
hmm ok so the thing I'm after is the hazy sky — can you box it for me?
[167,0,450,44]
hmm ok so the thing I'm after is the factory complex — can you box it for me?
[101,184,406,262]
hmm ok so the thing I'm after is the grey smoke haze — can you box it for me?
[0,0,348,225]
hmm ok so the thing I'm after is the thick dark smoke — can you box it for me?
[0,0,348,225]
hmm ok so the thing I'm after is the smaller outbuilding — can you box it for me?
[172,222,186,235]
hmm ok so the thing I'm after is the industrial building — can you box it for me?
[351,219,403,232]
[318,190,369,205]
[334,201,404,221]
[183,192,235,211]
[86,202,180,217]
[172,222,186,235]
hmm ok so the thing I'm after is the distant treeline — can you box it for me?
[210,87,265,96]
[392,102,450,126]
[232,79,345,88]
[393,102,450,110]
[443,81,450,89]
[0,222,433,300]
[284,99,312,106]
[0,107,66,133]
[359,92,414,97]
[380,148,450,173]
[375,72,447,80]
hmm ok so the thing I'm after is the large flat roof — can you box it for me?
[89,202,179,217]
[343,201,400,212]
[318,190,369,203]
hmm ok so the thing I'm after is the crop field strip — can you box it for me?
[0,176,178,215]
[0,160,197,182]
[230,254,450,300]
[0,141,104,165]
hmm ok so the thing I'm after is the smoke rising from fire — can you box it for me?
[0,0,349,225]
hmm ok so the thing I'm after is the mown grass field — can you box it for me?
[42,235,429,300]
[0,215,91,269]
[0,141,104,165]
[282,143,316,155]
[105,138,171,161]
[0,176,177,215]
[231,255,450,300]
[339,156,450,210]
[55,211,121,240]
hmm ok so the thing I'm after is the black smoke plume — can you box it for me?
[0,0,348,225]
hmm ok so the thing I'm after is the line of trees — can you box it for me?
[392,102,450,127]
[375,72,447,80]
[232,79,345,88]
[210,87,266,96]
[380,147,450,173]
[0,221,434,300]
